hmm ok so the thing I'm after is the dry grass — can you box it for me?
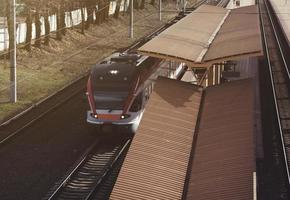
[0,2,182,122]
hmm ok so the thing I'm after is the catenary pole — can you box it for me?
[129,0,133,38]
[9,0,17,102]
[159,0,162,21]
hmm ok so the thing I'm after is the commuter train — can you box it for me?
[86,52,162,132]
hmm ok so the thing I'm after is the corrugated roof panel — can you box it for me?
[203,5,262,63]
[138,5,228,64]
[186,79,256,200]
[138,5,262,67]
[110,77,202,200]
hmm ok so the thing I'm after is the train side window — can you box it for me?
[130,93,142,112]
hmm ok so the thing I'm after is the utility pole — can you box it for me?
[159,0,162,21]
[129,0,133,38]
[183,0,186,13]
[9,0,17,102]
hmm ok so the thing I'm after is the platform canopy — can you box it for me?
[138,5,263,67]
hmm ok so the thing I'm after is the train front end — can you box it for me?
[86,55,143,132]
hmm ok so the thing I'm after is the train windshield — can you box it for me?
[93,91,128,110]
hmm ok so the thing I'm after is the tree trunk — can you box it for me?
[95,0,101,24]
[94,7,99,24]
[69,10,73,28]
[134,0,139,9]
[6,0,12,57]
[123,0,128,15]
[99,0,105,23]
[56,6,62,40]
[85,1,94,29]
[140,0,145,9]
[44,10,50,45]
[80,4,85,34]
[60,2,66,35]
[34,9,41,48]
[25,8,32,51]
[105,1,110,20]
[127,0,132,13]
[114,0,122,18]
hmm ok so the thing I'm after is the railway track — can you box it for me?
[45,139,131,200]
[259,0,290,191]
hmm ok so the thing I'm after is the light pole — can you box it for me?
[9,0,17,102]
[129,0,133,38]
[159,0,162,21]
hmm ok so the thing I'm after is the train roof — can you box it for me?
[91,63,136,91]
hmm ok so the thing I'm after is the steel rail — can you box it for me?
[85,139,131,200]
[259,0,290,185]
[46,140,99,200]
[47,139,131,200]
[264,0,290,80]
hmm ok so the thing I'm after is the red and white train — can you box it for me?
[86,52,162,132]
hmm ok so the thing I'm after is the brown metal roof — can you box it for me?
[138,5,262,67]
[138,5,228,66]
[203,5,262,64]
[185,79,256,200]
[110,77,202,200]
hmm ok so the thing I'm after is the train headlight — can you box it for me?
[92,114,98,119]
[120,114,130,119]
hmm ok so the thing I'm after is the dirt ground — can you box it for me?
[0,1,197,123]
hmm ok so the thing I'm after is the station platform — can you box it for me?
[269,0,290,45]
[110,78,257,200]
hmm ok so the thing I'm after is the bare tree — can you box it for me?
[56,5,62,40]
[123,0,128,15]
[44,9,50,45]
[85,0,95,29]
[134,0,140,9]
[80,1,85,34]
[25,7,32,51]
[95,0,101,24]
[34,7,41,47]
[60,1,66,35]
[105,0,110,20]
[140,0,145,9]
[114,0,122,18]
[127,0,132,13]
